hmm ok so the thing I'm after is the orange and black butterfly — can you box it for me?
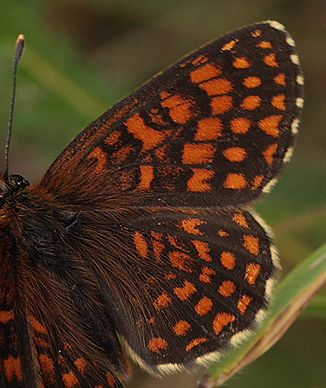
[0,21,303,388]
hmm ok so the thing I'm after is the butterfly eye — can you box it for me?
[9,174,29,190]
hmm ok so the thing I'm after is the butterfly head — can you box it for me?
[0,173,29,219]
[0,172,29,196]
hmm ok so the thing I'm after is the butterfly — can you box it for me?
[0,21,303,388]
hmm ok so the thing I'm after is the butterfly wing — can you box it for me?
[4,21,303,386]
[39,21,303,209]
[81,207,276,371]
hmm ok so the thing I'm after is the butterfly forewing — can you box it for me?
[1,21,303,387]
[40,21,302,209]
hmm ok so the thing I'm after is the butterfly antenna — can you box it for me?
[4,34,25,181]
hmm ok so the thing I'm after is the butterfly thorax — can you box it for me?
[0,172,85,275]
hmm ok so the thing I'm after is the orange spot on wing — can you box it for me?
[185,337,208,351]
[153,291,172,310]
[168,235,184,249]
[233,213,249,228]
[233,57,250,68]
[213,313,236,334]
[195,117,223,140]
[74,358,87,374]
[137,165,154,190]
[218,280,236,297]
[220,252,236,269]
[182,143,216,164]
[174,281,197,300]
[223,173,247,189]
[245,263,261,284]
[87,146,106,174]
[259,115,282,137]
[264,53,278,66]
[147,316,155,324]
[238,294,253,314]
[271,94,286,110]
[210,95,233,114]
[241,95,261,110]
[39,354,55,380]
[221,39,238,51]
[181,218,205,235]
[134,231,148,258]
[243,76,261,88]
[62,370,79,387]
[218,229,228,237]
[199,78,232,96]
[195,296,213,315]
[169,252,193,272]
[187,168,214,192]
[251,174,264,190]
[190,63,222,83]
[174,320,191,336]
[148,338,168,352]
[192,240,212,261]
[0,310,14,323]
[199,266,216,283]
[274,73,286,85]
[106,372,116,387]
[256,40,272,48]
[3,355,23,382]
[160,91,169,99]
[191,54,209,66]
[164,272,176,280]
[263,143,278,164]
[230,117,251,133]
[243,235,260,255]
[251,29,262,37]
[223,146,247,162]
[28,315,47,334]
[151,231,162,240]
[161,93,195,124]
[126,112,172,151]
[35,337,50,348]
[152,239,164,262]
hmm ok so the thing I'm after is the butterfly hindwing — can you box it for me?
[88,208,276,371]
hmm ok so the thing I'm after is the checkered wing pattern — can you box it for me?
[100,208,275,370]
[1,21,303,388]
[40,21,302,210]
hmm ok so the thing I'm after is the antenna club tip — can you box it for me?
[15,34,25,61]
[17,33,25,42]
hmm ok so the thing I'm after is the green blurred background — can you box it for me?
[1,1,326,387]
